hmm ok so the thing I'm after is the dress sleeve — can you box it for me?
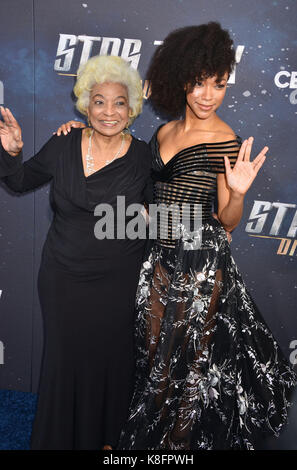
[0,145,23,177]
[0,134,65,193]
[207,136,242,173]
[227,136,242,170]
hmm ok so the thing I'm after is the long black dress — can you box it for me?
[119,126,297,450]
[0,128,152,449]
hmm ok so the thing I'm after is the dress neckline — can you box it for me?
[78,128,135,179]
[153,123,241,168]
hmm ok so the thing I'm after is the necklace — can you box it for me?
[85,130,126,176]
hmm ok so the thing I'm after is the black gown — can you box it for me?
[119,126,297,450]
[0,128,152,449]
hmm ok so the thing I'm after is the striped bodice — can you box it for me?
[149,126,242,248]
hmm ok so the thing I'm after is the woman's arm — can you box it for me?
[217,174,245,232]
[217,137,268,232]
[0,107,64,193]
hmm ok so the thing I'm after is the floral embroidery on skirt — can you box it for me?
[119,217,297,450]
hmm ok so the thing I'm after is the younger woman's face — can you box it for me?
[185,72,229,120]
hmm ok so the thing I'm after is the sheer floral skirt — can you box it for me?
[119,217,297,450]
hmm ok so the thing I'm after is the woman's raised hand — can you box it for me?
[0,107,23,156]
[55,120,86,136]
[224,137,268,195]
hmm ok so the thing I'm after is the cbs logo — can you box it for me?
[274,71,297,105]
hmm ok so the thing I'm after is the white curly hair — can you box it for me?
[73,55,143,126]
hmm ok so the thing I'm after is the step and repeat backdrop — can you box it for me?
[0,0,296,444]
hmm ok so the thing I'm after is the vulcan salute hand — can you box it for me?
[224,137,268,195]
[0,107,23,156]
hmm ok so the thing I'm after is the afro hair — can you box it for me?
[147,22,236,118]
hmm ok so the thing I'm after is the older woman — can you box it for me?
[0,55,152,450]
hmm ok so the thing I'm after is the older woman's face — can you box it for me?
[87,82,131,136]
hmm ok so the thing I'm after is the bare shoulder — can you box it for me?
[157,120,179,142]
[214,119,236,141]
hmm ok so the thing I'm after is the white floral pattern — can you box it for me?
[118,131,297,450]
[119,219,297,450]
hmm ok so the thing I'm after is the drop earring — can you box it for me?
[86,116,92,137]
[122,124,129,135]
[123,112,133,134]
[123,116,131,134]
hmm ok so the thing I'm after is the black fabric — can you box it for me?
[118,127,297,450]
[150,125,242,247]
[0,128,152,449]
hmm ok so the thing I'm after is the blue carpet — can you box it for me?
[0,390,37,450]
[0,388,297,450]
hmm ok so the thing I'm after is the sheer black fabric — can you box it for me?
[151,134,240,248]
[119,126,297,450]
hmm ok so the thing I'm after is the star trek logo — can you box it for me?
[54,34,244,93]
[246,200,297,256]
[54,34,142,73]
